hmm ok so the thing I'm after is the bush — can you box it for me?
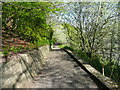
[52,38,57,44]
[63,45,120,86]
[76,50,90,62]
[63,46,74,51]
[104,62,120,85]
[58,45,66,48]
[33,38,49,47]
[90,56,102,73]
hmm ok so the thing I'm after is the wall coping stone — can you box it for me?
[63,49,119,90]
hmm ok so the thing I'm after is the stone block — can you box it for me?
[1,45,49,88]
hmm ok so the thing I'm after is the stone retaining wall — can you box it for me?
[1,45,49,88]
[63,49,119,90]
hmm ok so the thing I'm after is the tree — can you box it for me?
[61,2,119,84]
[2,2,60,47]
[61,2,117,58]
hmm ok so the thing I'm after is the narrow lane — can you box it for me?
[31,48,98,88]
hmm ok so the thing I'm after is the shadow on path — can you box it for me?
[31,46,101,88]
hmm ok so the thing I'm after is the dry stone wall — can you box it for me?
[1,45,49,88]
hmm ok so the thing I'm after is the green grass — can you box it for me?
[63,46,74,51]
[58,45,66,48]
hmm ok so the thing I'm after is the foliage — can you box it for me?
[60,2,119,85]
[63,45,120,86]
[63,46,74,51]
[2,2,60,55]
[52,37,57,44]
[58,45,66,48]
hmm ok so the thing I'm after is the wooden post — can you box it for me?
[102,64,104,75]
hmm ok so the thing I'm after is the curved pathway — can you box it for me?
[31,47,98,88]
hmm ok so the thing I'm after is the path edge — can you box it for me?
[62,48,119,90]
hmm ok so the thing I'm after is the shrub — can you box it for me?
[63,46,74,51]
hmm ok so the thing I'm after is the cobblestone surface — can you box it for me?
[31,48,98,88]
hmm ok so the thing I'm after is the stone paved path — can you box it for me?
[31,47,98,88]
